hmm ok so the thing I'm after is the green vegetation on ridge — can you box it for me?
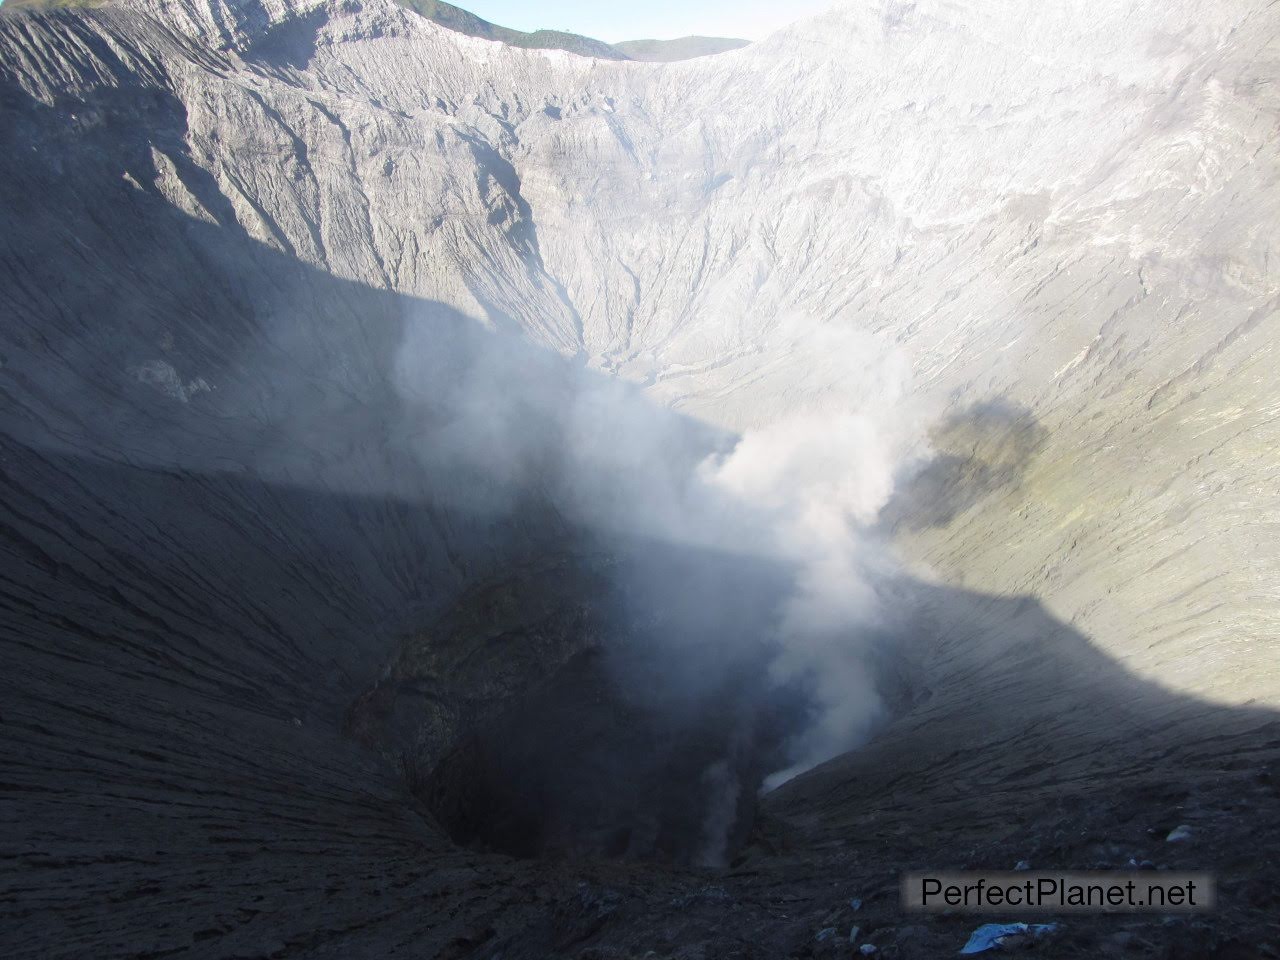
[392,0,628,59]
[1,0,750,62]
[614,36,749,61]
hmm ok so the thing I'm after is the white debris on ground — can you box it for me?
[959,922,1061,955]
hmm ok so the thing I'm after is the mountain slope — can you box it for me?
[8,0,1280,833]
[393,0,626,58]
[615,35,750,61]
[0,0,630,56]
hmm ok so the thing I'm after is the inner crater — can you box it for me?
[344,547,806,866]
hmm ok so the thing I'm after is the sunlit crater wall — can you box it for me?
[7,0,1279,705]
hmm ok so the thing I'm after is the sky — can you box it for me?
[459,0,843,43]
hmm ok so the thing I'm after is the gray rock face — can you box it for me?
[9,0,1270,703]
[1,0,1279,956]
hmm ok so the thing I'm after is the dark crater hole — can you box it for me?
[347,548,888,867]
[420,649,796,866]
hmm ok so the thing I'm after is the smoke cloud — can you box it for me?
[394,309,930,795]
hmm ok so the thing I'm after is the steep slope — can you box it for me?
[0,0,111,8]
[0,0,630,57]
[1,0,1279,957]
[62,0,1277,710]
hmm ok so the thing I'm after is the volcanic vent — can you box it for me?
[345,549,819,866]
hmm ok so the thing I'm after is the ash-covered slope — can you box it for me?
[16,0,1273,706]
[1,0,1279,956]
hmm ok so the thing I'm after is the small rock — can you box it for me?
[1165,824,1194,843]
[850,897,863,911]
[1014,860,1031,871]
[859,945,878,956]
[815,927,838,943]
[848,925,861,944]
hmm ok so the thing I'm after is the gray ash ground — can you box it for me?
[383,740,1280,960]
[4,432,1279,958]
[4,436,1278,959]
[339,564,1280,960]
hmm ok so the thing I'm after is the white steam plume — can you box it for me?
[394,309,929,788]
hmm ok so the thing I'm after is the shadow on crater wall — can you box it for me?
[879,399,1049,534]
